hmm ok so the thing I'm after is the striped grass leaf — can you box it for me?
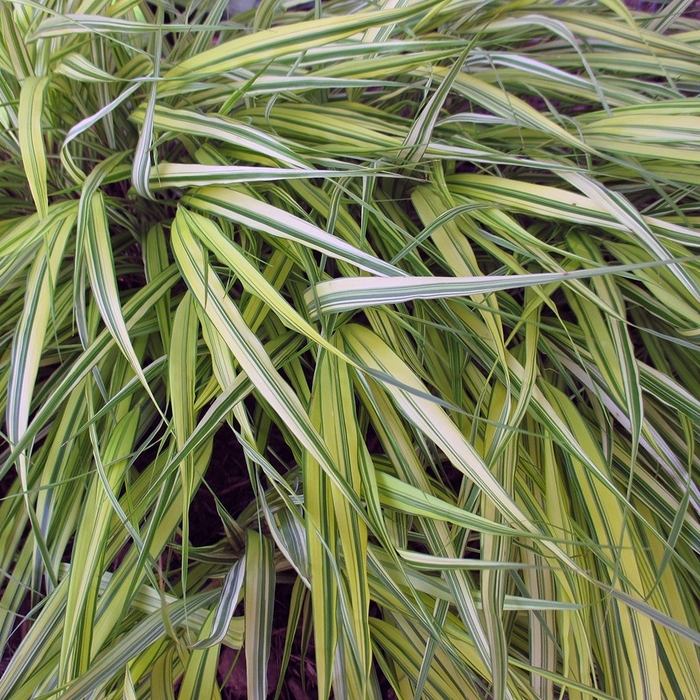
[237,103,406,156]
[272,576,306,699]
[465,43,611,112]
[148,163,392,189]
[18,75,49,218]
[158,334,304,491]
[130,43,158,199]
[435,69,590,152]
[481,384,518,700]
[168,292,199,598]
[6,210,74,468]
[446,174,700,248]
[178,608,220,700]
[560,171,700,302]
[198,312,258,452]
[530,430,587,700]
[0,3,33,80]
[211,75,402,97]
[0,545,34,665]
[633,505,700,698]
[640,361,700,425]
[413,597,456,700]
[398,47,470,165]
[177,207,362,370]
[0,201,77,261]
[311,45,465,79]
[74,151,130,348]
[366,548,459,656]
[565,232,643,465]
[91,568,243,648]
[0,77,19,146]
[2,2,700,698]
[304,375,339,700]
[602,242,700,330]
[5,212,75,586]
[305,259,673,315]
[553,51,700,84]
[556,350,700,523]
[164,1,435,82]
[541,383,664,698]
[57,589,222,700]
[90,442,217,653]
[171,210,373,526]
[70,356,167,439]
[244,529,276,700]
[316,347,372,698]
[0,265,179,481]
[544,8,700,57]
[412,197,629,319]
[370,616,476,700]
[54,52,123,83]
[130,105,309,169]
[267,502,309,583]
[29,14,180,39]
[83,190,160,408]
[60,81,142,184]
[30,386,89,574]
[127,640,173,695]
[187,0,235,55]
[375,472,532,539]
[123,664,137,700]
[59,409,140,685]
[183,186,403,276]
[240,248,295,333]
[192,558,246,650]
[144,223,172,351]
[340,324,582,561]
[582,115,700,162]
[0,574,71,698]
[357,358,522,685]
[150,645,177,700]
[439,300,643,513]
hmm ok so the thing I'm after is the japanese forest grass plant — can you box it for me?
[1,0,700,697]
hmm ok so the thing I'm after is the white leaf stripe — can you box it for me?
[130,74,158,199]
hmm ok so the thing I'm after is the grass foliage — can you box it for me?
[1,0,700,697]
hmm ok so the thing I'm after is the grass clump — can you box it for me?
[1,0,699,698]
